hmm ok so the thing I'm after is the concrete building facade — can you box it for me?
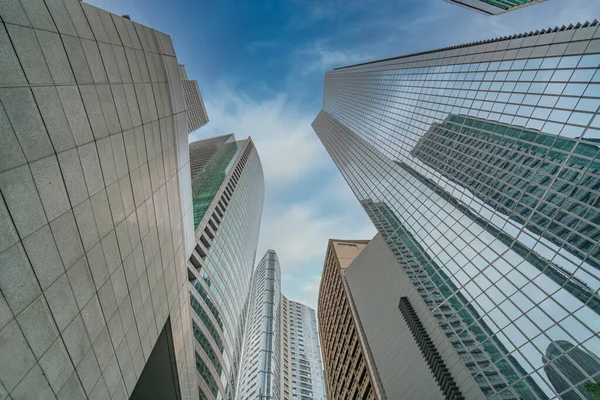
[345,234,472,400]
[313,21,600,400]
[0,1,198,399]
[178,64,209,134]
[281,296,327,400]
[187,134,265,400]
[238,250,282,400]
[317,240,382,400]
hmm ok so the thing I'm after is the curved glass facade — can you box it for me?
[188,137,264,400]
[313,23,600,400]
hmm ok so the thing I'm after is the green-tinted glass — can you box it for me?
[191,142,239,229]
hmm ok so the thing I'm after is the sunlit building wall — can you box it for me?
[0,1,199,399]
[317,240,383,400]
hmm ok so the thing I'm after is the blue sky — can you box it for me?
[89,0,600,308]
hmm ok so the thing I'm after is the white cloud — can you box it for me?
[258,171,375,308]
[191,88,328,188]
[296,41,375,75]
[191,84,375,309]
[292,0,600,82]
[289,275,322,310]
[258,195,375,269]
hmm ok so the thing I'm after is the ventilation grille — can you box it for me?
[398,297,465,400]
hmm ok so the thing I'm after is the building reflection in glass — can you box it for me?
[543,340,600,400]
[412,114,600,273]
[313,109,600,399]
[362,198,547,398]
[313,25,600,399]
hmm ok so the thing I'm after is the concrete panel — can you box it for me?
[0,3,196,399]
[345,233,481,399]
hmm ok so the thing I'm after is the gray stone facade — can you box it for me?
[178,64,209,134]
[0,1,197,399]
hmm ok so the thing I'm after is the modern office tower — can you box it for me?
[543,341,600,400]
[179,64,209,133]
[412,113,600,271]
[443,0,547,15]
[237,250,282,400]
[317,240,383,400]
[313,22,600,400]
[187,135,265,400]
[0,1,198,399]
[281,296,327,400]
[189,134,234,183]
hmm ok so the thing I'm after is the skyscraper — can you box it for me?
[543,341,600,400]
[0,1,198,399]
[443,0,547,15]
[313,21,600,399]
[317,240,383,400]
[281,296,327,400]
[238,250,282,400]
[179,64,209,133]
[187,134,265,400]
[412,114,600,275]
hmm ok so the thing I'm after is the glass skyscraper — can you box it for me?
[237,250,282,400]
[543,340,600,400]
[188,135,264,400]
[313,22,600,400]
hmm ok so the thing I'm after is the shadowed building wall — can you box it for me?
[317,239,383,400]
[179,64,209,133]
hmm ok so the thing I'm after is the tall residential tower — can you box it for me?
[281,296,327,400]
[313,22,600,400]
